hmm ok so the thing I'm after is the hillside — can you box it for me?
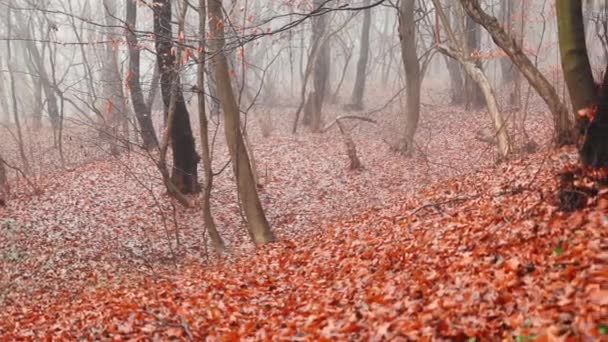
[1,142,605,340]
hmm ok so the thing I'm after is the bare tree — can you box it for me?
[459,0,573,145]
[197,0,225,252]
[153,0,200,194]
[208,0,275,245]
[349,0,372,110]
[397,0,421,156]
[125,0,159,150]
[433,0,511,157]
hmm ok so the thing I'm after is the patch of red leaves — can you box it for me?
[1,147,605,340]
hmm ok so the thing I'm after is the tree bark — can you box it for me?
[349,1,372,109]
[0,155,7,206]
[153,0,200,194]
[208,0,275,245]
[398,0,421,156]
[311,0,329,132]
[438,44,511,157]
[460,0,573,145]
[464,16,486,109]
[126,0,159,150]
[556,0,597,112]
[102,0,128,156]
[198,0,226,252]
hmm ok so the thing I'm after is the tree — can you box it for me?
[397,0,421,156]
[101,0,128,156]
[349,0,372,110]
[464,15,485,109]
[125,0,159,150]
[207,0,275,245]
[309,0,330,132]
[557,0,608,167]
[197,0,225,252]
[432,0,511,157]
[459,0,573,145]
[0,155,7,206]
[153,0,200,194]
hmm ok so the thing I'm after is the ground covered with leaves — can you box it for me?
[0,101,606,340]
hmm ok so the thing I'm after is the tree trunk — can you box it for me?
[0,154,7,206]
[556,0,597,113]
[445,56,465,105]
[311,0,329,132]
[6,6,30,174]
[126,0,159,150]
[460,0,573,145]
[349,1,372,109]
[153,0,200,194]
[197,0,225,252]
[102,0,128,156]
[464,16,486,109]
[208,0,275,245]
[398,0,421,156]
[438,44,511,157]
[21,35,59,130]
[146,63,160,112]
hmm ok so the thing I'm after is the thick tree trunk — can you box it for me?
[153,0,200,194]
[197,0,225,252]
[208,0,275,245]
[398,0,421,156]
[349,1,372,109]
[126,0,159,150]
[460,0,573,145]
[556,0,597,112]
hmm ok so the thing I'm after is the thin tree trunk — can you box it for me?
[126,0,159,150]
[445,56,465,104]
[154,0,200,194]
[398,0,421,156]
[6,6,30,174]
[208,0,275,245]
[311,0,329,132]
[146,63,160,111]
[438,44,511,157]
[349,1,372,109]
[464,15,486,109]
[197,0,226,252]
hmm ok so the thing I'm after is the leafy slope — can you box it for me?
[1,146,606,340]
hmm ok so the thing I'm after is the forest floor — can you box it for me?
[0,99,606,340]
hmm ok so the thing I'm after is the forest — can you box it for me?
[0,0,606,340]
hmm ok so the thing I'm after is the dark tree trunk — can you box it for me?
[349,1,372,109]
[126,0,159,150]
[153,0,200,194]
